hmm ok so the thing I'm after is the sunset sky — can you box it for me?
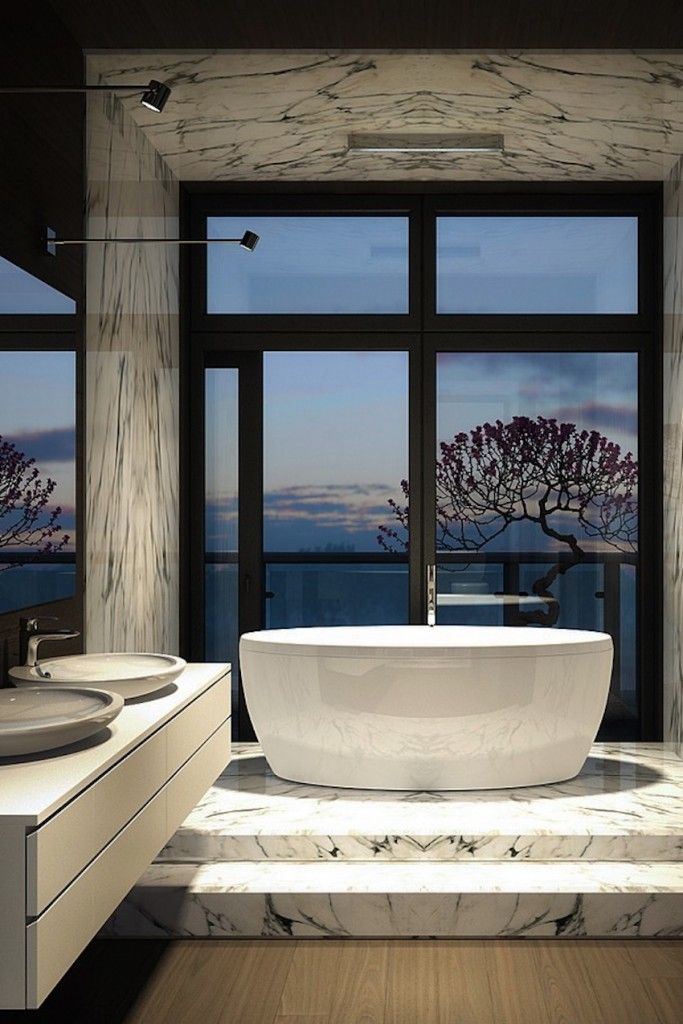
[205,349,638,554]
[0,350,76,549]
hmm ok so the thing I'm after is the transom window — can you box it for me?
[207,215,409,314]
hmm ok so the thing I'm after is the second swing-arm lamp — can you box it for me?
[45,227,260,255]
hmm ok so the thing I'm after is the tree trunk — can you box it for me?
[515,501,585,627]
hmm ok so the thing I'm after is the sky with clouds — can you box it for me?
[0,351,76,549]
[205,349,638,555]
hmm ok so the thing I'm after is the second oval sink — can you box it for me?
[10,653,186,701]
[0,686,123,756]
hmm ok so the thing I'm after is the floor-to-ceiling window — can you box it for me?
[185,189,660,741]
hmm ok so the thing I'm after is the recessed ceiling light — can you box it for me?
[347,132,504,154]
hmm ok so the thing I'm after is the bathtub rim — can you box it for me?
[240,625,613,661]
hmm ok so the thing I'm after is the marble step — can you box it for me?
[104,860,683,938]
[157,742,683,864]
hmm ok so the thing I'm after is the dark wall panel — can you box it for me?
[1,2,83,301]
[50,0,683,50]
[0,2,84,679]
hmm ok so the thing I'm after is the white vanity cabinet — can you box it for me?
[0,663,230,1010]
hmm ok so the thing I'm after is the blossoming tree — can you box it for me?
[378,415,638,625]
[0,434,68,570]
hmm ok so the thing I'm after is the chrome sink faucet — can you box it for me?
[19,617,80,669]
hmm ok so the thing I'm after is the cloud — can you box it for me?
[205,483,403,537]
[3,427,75,463]
[553,401,637,437]
[263,484,402,532]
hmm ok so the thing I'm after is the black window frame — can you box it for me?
[182,183,662,742]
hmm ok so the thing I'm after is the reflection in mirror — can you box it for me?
[0,351,76,613]
[0,255,76,314]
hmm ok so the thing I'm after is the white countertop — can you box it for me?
[0,663,230,827]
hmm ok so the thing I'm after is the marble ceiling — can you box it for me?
[88,51,683,181]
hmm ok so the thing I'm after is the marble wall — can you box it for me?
[85,89,179,653]
[664,156,683,755]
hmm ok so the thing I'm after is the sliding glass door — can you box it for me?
[201,341,647,741]
[204,367,240,712]
[263,350,410,629]
[201,347,412,737]
[430,348,640,737]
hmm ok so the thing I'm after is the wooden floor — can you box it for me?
[4,938,683,1023]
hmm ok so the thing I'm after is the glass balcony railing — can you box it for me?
[0,552,76,615]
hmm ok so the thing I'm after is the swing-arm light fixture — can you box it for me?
[0,80,171,113]
[45,227,260,255]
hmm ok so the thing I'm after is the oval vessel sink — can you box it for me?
[11,653,186,700]
[0,686,123,756]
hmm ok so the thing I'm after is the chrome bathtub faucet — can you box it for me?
[19,616,81,672]
[427,564,436,627]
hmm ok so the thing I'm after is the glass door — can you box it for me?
[201,345,643,741]
[262,350,410,629]
[202,348,411,736]
[204,366,241,720]
[425,348,640,739]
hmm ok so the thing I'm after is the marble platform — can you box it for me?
[103,743,683,939]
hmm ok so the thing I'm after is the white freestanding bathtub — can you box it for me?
[239,625,613,791]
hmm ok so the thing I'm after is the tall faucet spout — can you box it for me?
[426,564,436,627]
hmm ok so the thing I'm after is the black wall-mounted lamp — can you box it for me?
[238,231,259,253]
[45,227,260,256]
[0,79,172,113]
[139,80,172,113]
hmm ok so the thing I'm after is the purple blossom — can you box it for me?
[0,434,69,571]
[378,415,638,626]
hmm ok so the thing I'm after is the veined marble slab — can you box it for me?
[103,861,683,938]
[88,51,683,182]
[664,155,683,759]
[157,743,683,863]
[85,89,179,654]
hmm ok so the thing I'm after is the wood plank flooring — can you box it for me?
[3,938,683,1024]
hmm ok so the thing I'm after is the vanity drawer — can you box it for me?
[26,788,167,1008]
[26,722,229,1008]
[166,672,230,776]
[166,720,230,832]
[26,727,167,916]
